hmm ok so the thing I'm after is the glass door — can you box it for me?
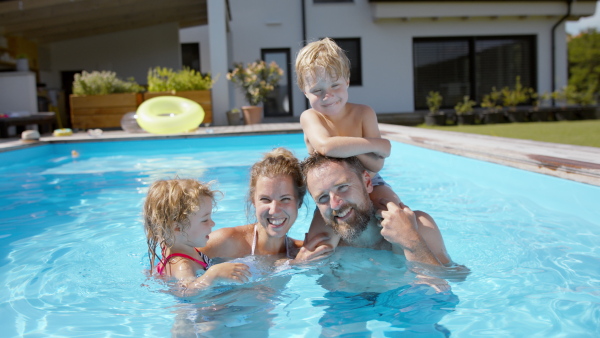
[261,48,293,117]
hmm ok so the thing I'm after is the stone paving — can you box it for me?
[2,122,599,187]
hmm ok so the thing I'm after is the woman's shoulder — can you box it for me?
[203,224,254,258]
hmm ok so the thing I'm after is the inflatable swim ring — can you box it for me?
[136,96,205,134]
[53,128,73,136]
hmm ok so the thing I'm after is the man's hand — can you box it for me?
[377,199,420,249]
[377,199,441,266]
[292,233,334,263]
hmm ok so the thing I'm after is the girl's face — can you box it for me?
[182,195,215,247]
[253,174,299,239]
[303,68,349,117]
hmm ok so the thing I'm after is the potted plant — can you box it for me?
[552,86,578,121]
[480,87,505,124]
[424,91,446,126]
[572,83,598,120]
[70,70,143,129]
[501,76,529,122]
[226,108,242,125]
[226,60,283,125]
[15,53,29,71]
[145,67,216,124]
[454,95,476,125]
[528,90,554,122]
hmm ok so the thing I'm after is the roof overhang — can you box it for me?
[0,0,207,44]
[368,1,597,22]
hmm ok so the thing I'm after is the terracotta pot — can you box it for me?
[241,106,263,125]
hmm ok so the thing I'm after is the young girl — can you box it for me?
[143,178,250,294]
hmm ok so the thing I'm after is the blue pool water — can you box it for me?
[1,133,599,337]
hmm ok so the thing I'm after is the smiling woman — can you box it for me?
[198,147,307,260]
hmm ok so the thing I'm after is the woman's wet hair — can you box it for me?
[247,147,306,218]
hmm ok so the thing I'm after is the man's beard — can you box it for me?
[324,201,375,242]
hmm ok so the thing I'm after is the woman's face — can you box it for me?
[253,174,300,238]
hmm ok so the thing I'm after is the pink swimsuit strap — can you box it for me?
[156,248,209,275]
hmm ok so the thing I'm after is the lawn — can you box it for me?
[418,120,600,148]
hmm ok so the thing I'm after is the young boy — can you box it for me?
[295,37,402,255]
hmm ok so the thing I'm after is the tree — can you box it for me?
[568,28,600,96]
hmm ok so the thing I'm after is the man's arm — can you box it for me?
[378,200,448,266]
[294,209,339,263]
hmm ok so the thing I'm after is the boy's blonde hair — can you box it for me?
[295,37,351,91]
[247,147,306,218]
[143,178,218,272]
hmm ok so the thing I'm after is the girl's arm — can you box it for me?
[300,109,391,161]
[172,261,250,296]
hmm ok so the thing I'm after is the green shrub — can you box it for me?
[147,67,215,92]
[72,71,143,96]
[454,95,476,115]
[426,91,443,114]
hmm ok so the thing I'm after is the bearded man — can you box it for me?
[299,153,453,266]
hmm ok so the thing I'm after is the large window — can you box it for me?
[413,36,536,109]
[332,37,362,86]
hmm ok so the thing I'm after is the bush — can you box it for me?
[147,67,215,92]
[72,71,143,96]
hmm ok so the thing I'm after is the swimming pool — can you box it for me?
[1,133,599,337]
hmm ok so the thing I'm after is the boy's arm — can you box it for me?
[300,110,391,160]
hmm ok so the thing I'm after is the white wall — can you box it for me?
[228,0,304,115]
[42,23,180,89]
[304,1,571,113]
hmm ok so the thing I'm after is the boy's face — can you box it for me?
[303,69,349,116]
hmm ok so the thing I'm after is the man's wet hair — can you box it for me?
[301,152,366,182]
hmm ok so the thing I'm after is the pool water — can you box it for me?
[1,133,599,337]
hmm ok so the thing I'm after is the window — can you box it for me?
[181,43,200,72]
[332,37,362,86]
[413,36,536,109]
[262,48,293,117]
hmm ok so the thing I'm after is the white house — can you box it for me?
[3,0,596,126]
[187,0,597,125]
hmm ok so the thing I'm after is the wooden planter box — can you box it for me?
[70,93,142,129]
[143,90,212,124]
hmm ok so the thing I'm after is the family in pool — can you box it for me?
[143,38,468,332]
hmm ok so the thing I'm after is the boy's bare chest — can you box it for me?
[322,115,362,137]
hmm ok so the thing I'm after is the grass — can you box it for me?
[418,119,600,148]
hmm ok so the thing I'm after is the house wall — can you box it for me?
[41,23,180,89]
[227,0,304,115]
[220,0,580,117]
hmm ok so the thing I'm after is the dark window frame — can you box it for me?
[413,35,537,110]
[261,48,294,117]
[330,37,363,86]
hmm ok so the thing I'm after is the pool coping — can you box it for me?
[2,122,599,187]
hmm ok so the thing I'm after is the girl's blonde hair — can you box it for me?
[246,147,306,218]
[295,37,351,91]
[143,178,218,272]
